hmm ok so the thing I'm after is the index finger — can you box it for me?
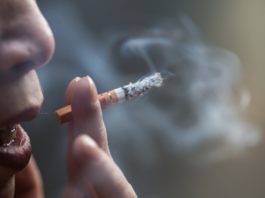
[69,76,110,154]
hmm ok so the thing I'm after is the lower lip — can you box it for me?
[0,125,32,170]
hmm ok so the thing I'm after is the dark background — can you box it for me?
[24,0,265,197]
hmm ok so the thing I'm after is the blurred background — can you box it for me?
[24,0,265,197]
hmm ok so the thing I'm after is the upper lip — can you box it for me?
[0,61,35,83]
[0,69,43,127]
[0,105,41,127]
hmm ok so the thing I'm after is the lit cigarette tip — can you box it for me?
[55,72,163,124]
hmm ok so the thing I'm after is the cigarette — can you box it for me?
[55,72,163,124]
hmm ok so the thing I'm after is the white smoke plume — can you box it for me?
[119,17,260,162]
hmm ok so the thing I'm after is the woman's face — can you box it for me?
[0,0,54,174]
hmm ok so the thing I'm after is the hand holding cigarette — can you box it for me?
[64,76,137,197]
[55,73,163,124]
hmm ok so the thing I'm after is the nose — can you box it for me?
[0,1,55,73]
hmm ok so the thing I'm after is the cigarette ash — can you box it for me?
[122,73,163,100]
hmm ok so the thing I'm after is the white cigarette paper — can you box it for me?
[113,72,163,103]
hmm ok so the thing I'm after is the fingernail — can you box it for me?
[83,75,98,102]
[73,76,81,82]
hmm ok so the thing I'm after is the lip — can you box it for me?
[0,106,41,127]
[0,125,32,170]
[0,69,43,170]
[0,105,41,170]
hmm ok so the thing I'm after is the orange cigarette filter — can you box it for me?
[55,90,120,124]
[55,73,163,124]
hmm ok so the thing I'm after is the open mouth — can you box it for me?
[0,124,32,170]
[0,125,18,146]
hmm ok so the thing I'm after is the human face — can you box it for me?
[0,0,55,172]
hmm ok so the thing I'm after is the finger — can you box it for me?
[70,76,110,154]
[64,77,81,105]
[70,134,136,198]
[64,77,81,143]
[64,184,97,198]
[14,157,43,198]
[65,134,101,198]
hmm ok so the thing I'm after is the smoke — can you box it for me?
[41,3,260,163]
[34,2,262,196]
[119,17,260,162]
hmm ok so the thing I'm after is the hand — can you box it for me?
[64,76,137,198]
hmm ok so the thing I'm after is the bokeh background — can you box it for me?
[24,0,265,197]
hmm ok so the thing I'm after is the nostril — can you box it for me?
[12,60,35,74]
[0,60,36,82]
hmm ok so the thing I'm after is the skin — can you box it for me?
[0,0,136,197]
